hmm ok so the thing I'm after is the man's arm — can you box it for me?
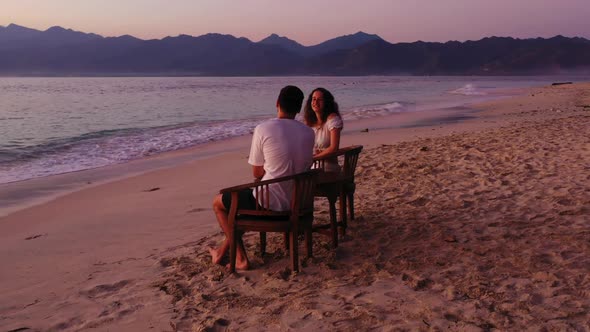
[248,124,265,181]
[252,165,265,181]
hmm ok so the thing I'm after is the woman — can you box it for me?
[303,87,343,172]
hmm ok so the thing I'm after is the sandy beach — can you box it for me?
[1,82,589,331]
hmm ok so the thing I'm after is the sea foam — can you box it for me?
[345,102,404,120]
[0,119,261,184]
[449,84,487,96]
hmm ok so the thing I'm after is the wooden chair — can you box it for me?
[340,145,363,221]
[220,169,319,273]
[313,145,363,247]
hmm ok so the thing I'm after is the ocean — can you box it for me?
[1,76,587,184]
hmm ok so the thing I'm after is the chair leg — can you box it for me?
[284,232,290,252]
[328,195,338,248]
[305,223,313,258]
[339,190,347,236]
[290,230,299,272]
[348,192,355,221]
[260,232,267,257]
[229,229,237,273]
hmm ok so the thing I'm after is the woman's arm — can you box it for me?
[313,127,341,158]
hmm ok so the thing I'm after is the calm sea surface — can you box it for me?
[1,76,588,184]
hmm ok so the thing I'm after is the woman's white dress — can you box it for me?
[313,115,343,172]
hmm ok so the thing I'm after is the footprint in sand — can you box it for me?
[401,273,433,291]
[48,317,84,331]
[96,301,142,320]
[80,280,132,299]
[200,318,230,331]
[555,198,574,206]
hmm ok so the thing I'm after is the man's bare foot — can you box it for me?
[226,259,250,271]
[208,247,225,265]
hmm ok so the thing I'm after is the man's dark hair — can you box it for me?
[277,85,304,114]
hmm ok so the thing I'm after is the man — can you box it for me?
[209,85,315,270]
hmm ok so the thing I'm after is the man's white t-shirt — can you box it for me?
[248,118,315,211]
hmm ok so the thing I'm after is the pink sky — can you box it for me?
[2,0,589,45]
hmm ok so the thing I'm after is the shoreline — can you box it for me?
[0,105,489,217]
[0,134,252,217]
[0,86,524,217]
[1,82,589,331]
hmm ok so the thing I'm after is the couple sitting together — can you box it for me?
[209,85,344,270]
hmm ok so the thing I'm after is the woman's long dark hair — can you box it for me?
[303,87,340,126]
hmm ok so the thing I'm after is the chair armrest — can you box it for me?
[313,149,346,162]
[313,145,363,162]
[219,170,319,194]
[314,145,363,178]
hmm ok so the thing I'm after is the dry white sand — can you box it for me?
[1,83,589,331]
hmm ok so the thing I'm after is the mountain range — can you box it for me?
[1,23,589,76]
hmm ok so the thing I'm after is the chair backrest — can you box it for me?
[290,169,319,216]
[312,145,363,178]
[342,145,363,179]
[312,157,328,171]
[252,181,272,212]
[220,169,319,217]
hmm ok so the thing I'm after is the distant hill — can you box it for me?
[303,36,590,75]
[258,31,383,57]
[0,23,41,42]
[1,24,589,75]
[0,23,101,48]
[304,31,384,57]
[258,34,305,55]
